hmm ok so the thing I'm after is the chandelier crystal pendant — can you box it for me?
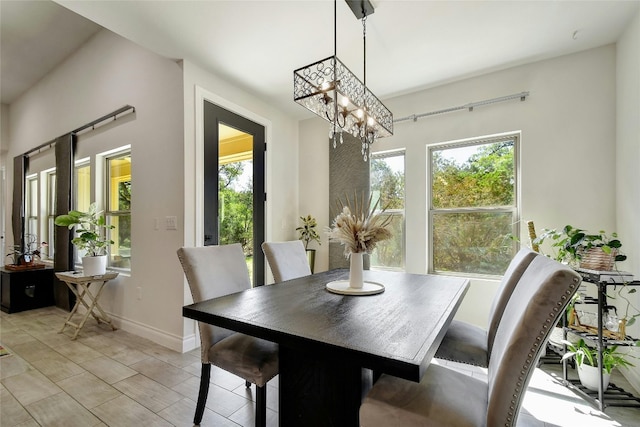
[293,0,393,161]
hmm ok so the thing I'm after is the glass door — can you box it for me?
[203,101,265,286]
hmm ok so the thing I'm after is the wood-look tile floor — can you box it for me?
[1,306,639,426]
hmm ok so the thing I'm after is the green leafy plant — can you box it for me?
[54,203,114,257]
[5,233,47,265]
[533,225,626,265]
[296,214,321,250]
[561,338,638,374]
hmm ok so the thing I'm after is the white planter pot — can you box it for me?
[577,363,610,391]
[82,255,107,276]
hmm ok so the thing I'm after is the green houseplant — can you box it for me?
[5,233,47,270]
[296,214,321,273]
[561,338,638,391]
[55,203,114,276]
[533,225,626,268]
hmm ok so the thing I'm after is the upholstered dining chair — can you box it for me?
[177,244,279,427]
[435,247,538,367]
[261,240,311,283]
[360,254,581,427]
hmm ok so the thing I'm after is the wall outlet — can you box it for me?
[165,216,177,230]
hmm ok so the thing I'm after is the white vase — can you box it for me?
[577,363,610,391]
[349,252,364,289]
[82,255,107,276]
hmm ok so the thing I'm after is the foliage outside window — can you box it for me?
[106,153,131,270]
[218,161,253,257]
[370,151,405,270]
[429,134,518,276]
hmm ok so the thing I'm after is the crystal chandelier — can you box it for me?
[293,0,393,161]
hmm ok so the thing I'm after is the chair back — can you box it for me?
[262,240,311,283]
[486,255,581,426]
[486,247,538,353]
[177,243,251,363]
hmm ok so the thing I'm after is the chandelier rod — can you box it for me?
[362,14,367,87]
[334,0,337,57]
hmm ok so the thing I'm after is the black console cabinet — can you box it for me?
[1,267,55,313]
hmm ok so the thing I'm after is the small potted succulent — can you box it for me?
[296,214,321,273]
[55,203,114,276]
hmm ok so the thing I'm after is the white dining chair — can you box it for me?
[261,240,312,283]
[177,244,278,426]
[434,247,538,367]
[360,255,582,426]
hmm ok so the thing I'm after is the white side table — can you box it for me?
[55,271,118,340]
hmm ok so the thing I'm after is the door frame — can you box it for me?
[193,86,271,284]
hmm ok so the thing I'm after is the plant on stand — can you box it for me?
[55,203,114,276]
[561,338,638,391]
[296,214,321,273]
[4,233,47,270]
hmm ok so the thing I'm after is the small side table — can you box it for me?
[55,271,119,340]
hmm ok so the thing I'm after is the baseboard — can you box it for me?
[108,313,186,353]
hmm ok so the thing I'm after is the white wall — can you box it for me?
[616,8,640,393]
[4,29,187,350]
[300,44,620,328]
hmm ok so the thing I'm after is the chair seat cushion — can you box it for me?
[434,320,488,367]
[209,333,279,387]
[360,364,488,427]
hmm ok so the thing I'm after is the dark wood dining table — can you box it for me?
[183,268,469,427]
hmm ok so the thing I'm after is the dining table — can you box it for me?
[183,268,469,427]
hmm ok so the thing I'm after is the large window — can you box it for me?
[429,134,518,276]
[105,151,131,270]
[370,150,405,270]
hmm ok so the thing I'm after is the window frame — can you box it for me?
[370,149,406,271]
[427,132,520,278]
[103,148,131,272]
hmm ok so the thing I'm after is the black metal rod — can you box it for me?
[22,105,135,157]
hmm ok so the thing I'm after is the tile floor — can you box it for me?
[1,306,639,426]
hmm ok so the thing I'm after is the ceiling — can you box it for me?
[2,0,639,120]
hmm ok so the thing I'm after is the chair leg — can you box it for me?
[255,384,267,427]
[194,364,211,425]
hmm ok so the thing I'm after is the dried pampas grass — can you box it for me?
[327,192,393,257]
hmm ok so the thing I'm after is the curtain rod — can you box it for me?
[393,92,529,124]
[23,105,136,157]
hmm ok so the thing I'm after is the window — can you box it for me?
[75,161,91,212]
[370,150,405,270]
[25,174,38,238]
[429,134,518,276]
[105,151,131,270]
[45,170,56,260]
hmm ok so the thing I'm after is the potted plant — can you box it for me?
[296,214,321,273]
[4,234,47,270]
[533,225,626,269]
[561,338,638,391]
[55,203,114,276]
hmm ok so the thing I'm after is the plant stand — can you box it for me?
[560,271,640,411]
[55,271,118,340]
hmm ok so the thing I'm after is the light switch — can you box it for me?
[165,216,177,230]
